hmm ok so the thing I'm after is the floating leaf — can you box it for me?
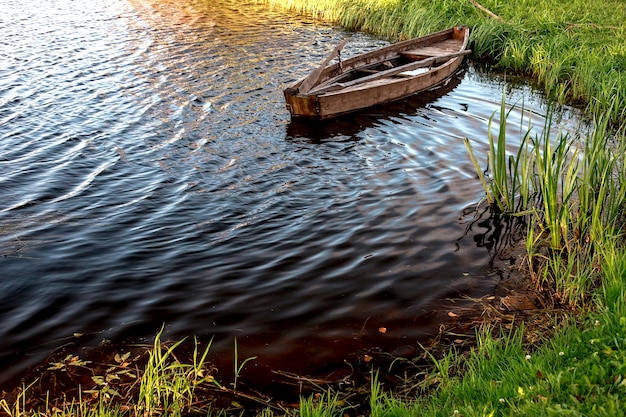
[92,375,105,386]
[106,373,120,383]
[378,327,387,334]
[448,311,459,318]
[83,389,99,399]
[103,388,121,398]
[121,371,137,379]
[114,352,131,364]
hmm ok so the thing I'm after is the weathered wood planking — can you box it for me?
[284,26,470,119]
[400,39,464,59]
[299,38,349,94]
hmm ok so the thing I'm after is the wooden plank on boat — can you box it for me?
[298,38,349,94]
[331,50,471,90]
[400,39,464,59]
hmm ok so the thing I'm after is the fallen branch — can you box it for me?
[468,0,504,22]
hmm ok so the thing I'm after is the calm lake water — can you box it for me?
[0,0,579,387]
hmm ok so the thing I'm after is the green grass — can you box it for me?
[408,245,626,416]
[0,328,219,417]
[299,392,344,417]
[138,327,215,416]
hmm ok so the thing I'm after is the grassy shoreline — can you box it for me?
[3,0,626,415]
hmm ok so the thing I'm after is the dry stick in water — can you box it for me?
[468,0,504,22]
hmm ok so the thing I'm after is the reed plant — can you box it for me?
[138,327,214,416]
[465,96,537,215]
[464,95,626,309]
[577,113,626,247]
[485,98,516,212]
[530,116,579,251]
[299,391,343,417]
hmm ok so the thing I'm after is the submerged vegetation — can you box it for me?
[3,0,626,416]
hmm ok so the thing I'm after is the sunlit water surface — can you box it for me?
[0,0,581,386]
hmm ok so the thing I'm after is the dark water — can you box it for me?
[0,0,579,387]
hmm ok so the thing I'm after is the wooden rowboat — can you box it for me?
[284,26,470,120]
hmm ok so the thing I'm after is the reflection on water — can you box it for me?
[286,73,465,141]
[0,0,581,387]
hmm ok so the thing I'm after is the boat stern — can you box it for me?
[283,87,320,119]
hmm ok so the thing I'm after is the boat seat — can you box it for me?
[356,68,380,74]
[356,61,395,74]
[400,39,463,60]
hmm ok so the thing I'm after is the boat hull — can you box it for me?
[284,26,469,120]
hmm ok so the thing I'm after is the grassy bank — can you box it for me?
[258,0,626,125]
[410,102,626,415]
